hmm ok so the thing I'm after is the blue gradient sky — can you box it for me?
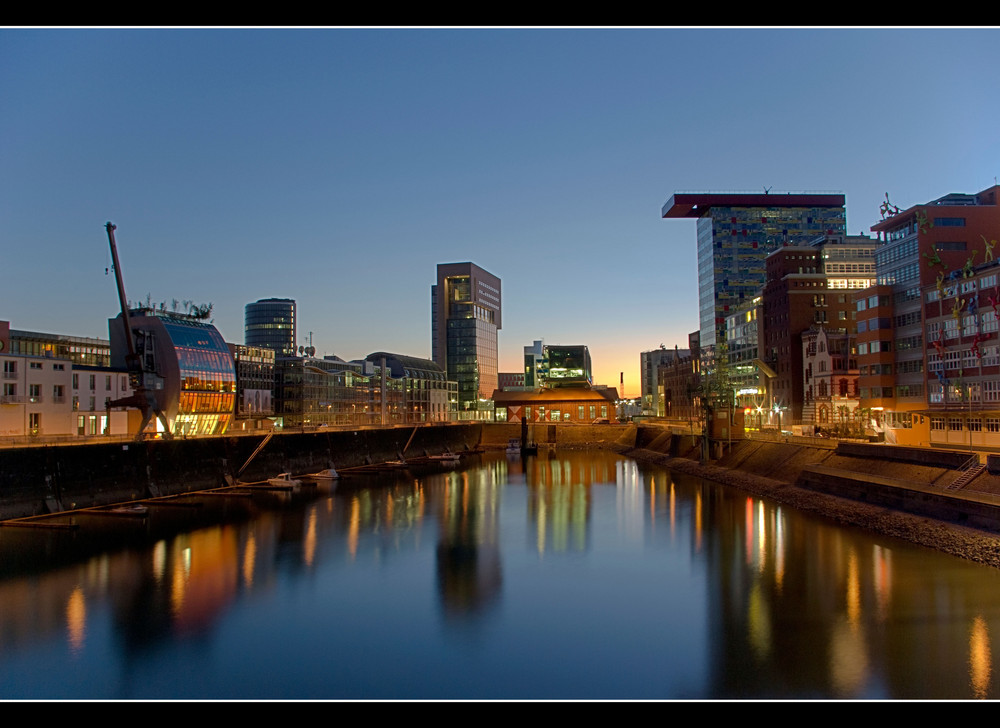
[3,28,999,397]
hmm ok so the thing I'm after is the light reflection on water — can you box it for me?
[0,449,999,699]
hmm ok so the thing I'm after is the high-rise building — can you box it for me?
[661,192,847,350]
[245,298,296,356]
[432,262,501,419]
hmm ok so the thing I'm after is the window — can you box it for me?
[934,217,966,227]
[29,362,42,370]
[28,384,40,401]
[3,361,16,377]
[28,413,40,432]
[987,418,1000,433]
[931,417,945,431]
[73,373,79,388]
[105,375,112,391]
[89,375,96,390]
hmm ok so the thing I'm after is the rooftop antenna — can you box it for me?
[764,186,772,195]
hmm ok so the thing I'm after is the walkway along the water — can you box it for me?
[616,427,1000,570]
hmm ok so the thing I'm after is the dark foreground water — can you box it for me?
[2,449,1000,700]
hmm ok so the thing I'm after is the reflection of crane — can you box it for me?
[105,222,173,440]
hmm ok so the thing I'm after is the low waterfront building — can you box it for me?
[71,364,136,437]
[656,331,702,427]
[801,326,859,429]
[1,351,73,437]
[365,352,457,423]
[641,347,689,416]
[274,355,376,428]
[109,309,237,437]
[0,321,137,439]
[229,343,276,432]
[491,386,618,424]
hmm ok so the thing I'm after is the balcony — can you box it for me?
[0,395,26,404]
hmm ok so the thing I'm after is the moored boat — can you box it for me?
[268,472,302,487]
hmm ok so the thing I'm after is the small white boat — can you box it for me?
[427,452,461,464]
[106,504,149,517]
[268,472,302,487]
[308,468,340,481]
[505,438,520,455]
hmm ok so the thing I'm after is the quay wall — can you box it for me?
[624,427,1000,536]
[0,422,635,520]
[0,423,483,519]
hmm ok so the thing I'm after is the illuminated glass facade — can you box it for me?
[109,310,236,436]
[663,193,847,349]
[245,298,296,356]
[432,263,501,419]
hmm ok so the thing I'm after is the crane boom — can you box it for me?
[104,221,173,440]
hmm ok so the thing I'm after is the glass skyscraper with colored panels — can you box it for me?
[245,298,296,356]
[432,262,501,419]
[663,192,847,349]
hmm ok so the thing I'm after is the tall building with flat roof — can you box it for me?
[432,262,501,419]
[662,192,847,350]
[245,298,296,356]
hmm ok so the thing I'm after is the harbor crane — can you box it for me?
[104,221,173,441]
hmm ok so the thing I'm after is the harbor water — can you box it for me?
[1,449,1000,700]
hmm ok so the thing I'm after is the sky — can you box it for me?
[3,27,1000,398]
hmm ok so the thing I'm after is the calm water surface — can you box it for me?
[1,449,1000,700]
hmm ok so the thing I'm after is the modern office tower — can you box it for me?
[245,298,296,356]
[431,262,501,419]
[857,185,1000,446]
[661,192,847,351]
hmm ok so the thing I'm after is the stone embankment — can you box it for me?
[618,426,1000,570]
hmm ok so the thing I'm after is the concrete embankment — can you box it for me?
[0,423,484,519]
[0,422,638,520]
[619,428,1000,570]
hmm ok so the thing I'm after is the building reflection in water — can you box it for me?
[1,452,1000,698]
[435,465,503,617]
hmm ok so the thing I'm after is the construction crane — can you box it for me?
[104,222,173,441]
